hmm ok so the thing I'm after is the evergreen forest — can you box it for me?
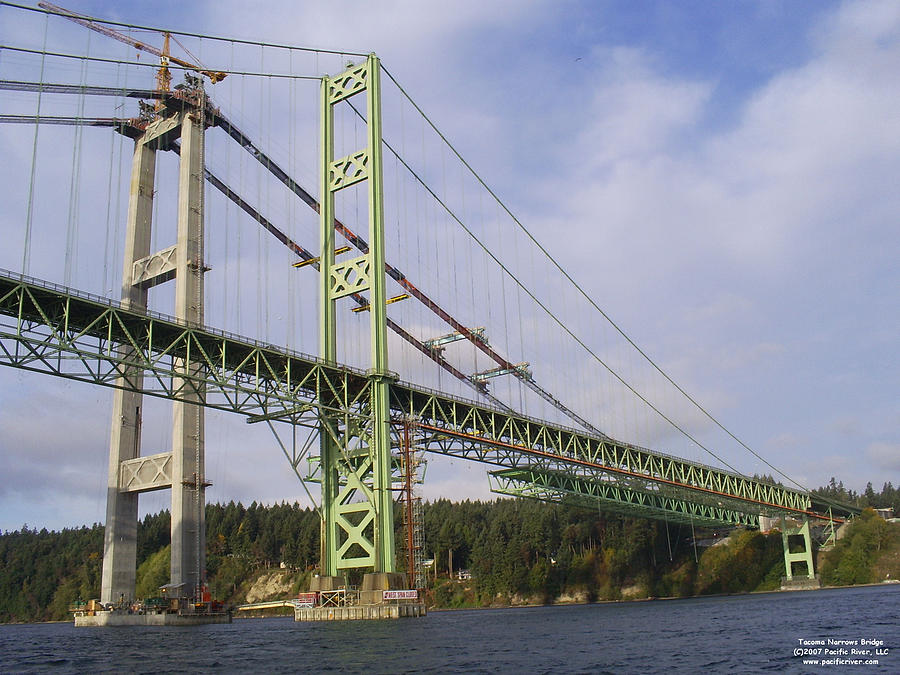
[1,479,898,623]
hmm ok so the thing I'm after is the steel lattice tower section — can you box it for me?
[100,98,208,604]
[318,55,396,577]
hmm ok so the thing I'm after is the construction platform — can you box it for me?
[74,610,231,627]
[73,596,231,627]
[294,572,426,622]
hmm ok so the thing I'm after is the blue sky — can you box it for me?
[0,0,897,531]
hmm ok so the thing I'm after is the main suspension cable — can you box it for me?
[381,65,808,491]
[1,1,368,57]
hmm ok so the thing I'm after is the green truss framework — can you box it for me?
[487,468,759,527]
[0,269,858,536]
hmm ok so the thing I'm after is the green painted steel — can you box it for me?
[471,363,531,382]
[388,388,848,520]
[319,55,395,575]
[364,54,396,575]
[0,269,858,536]
[0,270,373,427]
[424,327,486,351]
[318,52,339,578]
[782,517,816,580]
[489,468,759,527]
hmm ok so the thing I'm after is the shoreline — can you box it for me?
[3,581,896,625]
[425,579,900,613]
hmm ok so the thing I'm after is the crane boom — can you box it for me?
[38,2,226,87]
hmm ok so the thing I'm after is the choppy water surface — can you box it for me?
[1,585,897,673]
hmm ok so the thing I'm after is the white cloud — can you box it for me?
[512,1,900,494]
[571,46,711,168]
[866,441,900,473]
[207,0,545,64]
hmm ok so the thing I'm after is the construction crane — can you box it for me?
[38,1,226,95]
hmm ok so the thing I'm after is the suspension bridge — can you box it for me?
[0,2,857,617]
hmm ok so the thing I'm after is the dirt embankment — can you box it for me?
[244,571,296,603]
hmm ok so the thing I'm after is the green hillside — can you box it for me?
[1,494,898,623]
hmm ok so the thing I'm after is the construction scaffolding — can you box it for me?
[398,417,427,590]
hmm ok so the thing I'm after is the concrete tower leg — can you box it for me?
[170,111,206,595]
[100,138,156,605]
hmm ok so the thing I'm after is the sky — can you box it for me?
[0,0,898,531]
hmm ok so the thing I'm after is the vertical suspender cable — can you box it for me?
[664,513,672,562]
[286,48,295,349]
[690,512,698,563]
[255,51,263,337]
[236,68,244,334]
[22,13,49,275]
[64,30,90,286]
[196,78,208,597]
[102,62,125,297]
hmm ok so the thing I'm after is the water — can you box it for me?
[1,585,897,673]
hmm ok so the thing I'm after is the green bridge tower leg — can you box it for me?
[781,517,818,588]
[318,54,396,581]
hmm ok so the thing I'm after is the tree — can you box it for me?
[864,482,876,506]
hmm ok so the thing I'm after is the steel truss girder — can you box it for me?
[0,270,838,528]
[0,272,373,426]
[488,468,758,528]
[389,388,817,520]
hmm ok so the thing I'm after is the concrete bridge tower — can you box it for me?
[100,92,208,604]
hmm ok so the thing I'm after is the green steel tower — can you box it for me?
[318,54,396,577]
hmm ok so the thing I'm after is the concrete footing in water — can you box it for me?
[781,575,822,591]
[294,603,426,621]
[74,611,231,627]
[295,572,426,622]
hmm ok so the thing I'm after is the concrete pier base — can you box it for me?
[781,575,822,591]
[294,603,426,621]
[297,572,425,621]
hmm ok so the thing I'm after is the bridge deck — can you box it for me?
[0,269,855,526]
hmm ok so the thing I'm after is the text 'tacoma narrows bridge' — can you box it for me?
[0,2,857,612]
